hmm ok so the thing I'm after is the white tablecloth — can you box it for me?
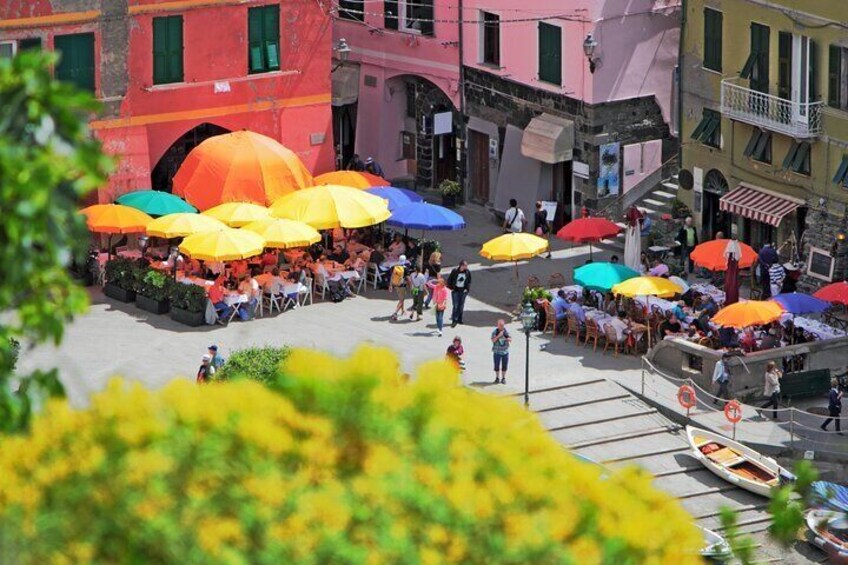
[585,309,633,342]
[224,293,248,307]
[558,285,583,297]
[782,315,847,340]
[634,296,694,325]
[690,283,726,306]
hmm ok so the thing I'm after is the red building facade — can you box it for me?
[0,0,336,202]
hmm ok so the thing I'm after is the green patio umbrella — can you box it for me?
[574,262,639,292]
[116,190,197,216]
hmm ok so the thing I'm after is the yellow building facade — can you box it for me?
[680,0,848,284]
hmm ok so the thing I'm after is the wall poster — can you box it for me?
[597,142,621,197]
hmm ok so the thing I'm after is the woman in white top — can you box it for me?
[759,361,782,419]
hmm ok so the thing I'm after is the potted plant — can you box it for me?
[439,179,462,208]
[169,282,208,326]
[136,269,174,315]
[104,257,139,303]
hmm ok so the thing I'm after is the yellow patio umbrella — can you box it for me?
[81,204,153,234]
[146,213,227,239]
[179,228,266,262]
[711,300,784,329]
[241,218,321,249]
[480,233,549,261]
[201,202,270,227]
[270,184,390,230]
[612,276,683,350]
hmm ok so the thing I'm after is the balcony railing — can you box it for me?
[720,77,822,139]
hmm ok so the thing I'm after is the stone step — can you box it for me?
[652,190,677,200]
[661,181,679,191]
[641,198,669,209]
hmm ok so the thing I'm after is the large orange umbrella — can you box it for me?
[312,171,388,188]
[172,130,313,211]
[690,239,757,271]
[711,300,784,329]
[81,204,153,233]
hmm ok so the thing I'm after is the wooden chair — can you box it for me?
[541,300,559,335]
[548,273,566,288]
[565,312,582,345]
[584,319,605,351]
[527,275,542,289]
[603,323,621,356]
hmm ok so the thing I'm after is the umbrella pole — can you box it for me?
[647,295,652,351]
[589,242,593,261]
[107,234,112,260]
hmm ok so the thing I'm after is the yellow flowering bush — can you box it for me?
[0,345,703,564]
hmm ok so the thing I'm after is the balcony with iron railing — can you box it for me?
[720,77,822,139]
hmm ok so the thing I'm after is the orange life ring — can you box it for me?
[677,385,697,410]
[724,400,742,423]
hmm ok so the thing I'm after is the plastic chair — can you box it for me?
[263,292,282,315]
[314,272,329,300]
[366,263,383,290]
[300,277,314,305]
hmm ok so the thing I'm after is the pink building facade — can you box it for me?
[331,1,461,187]
[461,0,680,226]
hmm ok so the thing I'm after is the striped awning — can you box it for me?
[719,184,804,226]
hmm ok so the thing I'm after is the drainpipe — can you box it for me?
[677,0,686,172]
[457,0,467,200]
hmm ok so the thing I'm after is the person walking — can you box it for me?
[429,277,449,336]
[768,262,786,299]
[820,378,843,434]
[197,354,214,384]
[534,201,552,259]
[759,361,782,419]
[675,216,699,276]
[364,156,384,177]
[447,260,471,327]
[423,247,442,308]
[712,353,731,405]
[208,345,225,371]
[503,199,526,233]
[491,319,512,384]
[389,255,409,321]
[408,265,427,321]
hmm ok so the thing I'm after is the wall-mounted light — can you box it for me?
[332,38,352,72]
[583,33,600,74]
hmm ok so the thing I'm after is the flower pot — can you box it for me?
[104,283,136,303]
[136,294,170,315]
[170,306,206,327]
[441,194,457,208]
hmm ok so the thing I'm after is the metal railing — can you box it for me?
[720,78,822,138]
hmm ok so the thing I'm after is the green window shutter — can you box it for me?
[750,23,769,93]
[55,33,95,92]
[753,132,771,163]
[829,45,843,108]
[384,0,398,30]
[832,156,848,185]
[248,6,265,72]
[264,5,280,70]
[809,40,818,101]
[169,17,183,83]
[153,16,183,84]
[538,23,561,85]
[703,8,722,72]
[248,5,279,73]
[153,18,167,84]
[782,141,799,170]
[743,129,761,157]
[778,32,791,100]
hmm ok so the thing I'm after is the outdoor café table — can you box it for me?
[117,249,142,260]
[690,283,726,306]
[255,272,289,287]
[782,315,847,341]
[634,296,695,325]
[558,284,584,298]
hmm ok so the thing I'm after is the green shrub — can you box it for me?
[214,346,290,385]
[104,258,147,291]
[521,286,552,304]
[670,198,692,219]
[137,269,174,302]
[438,179,462,196]
[169,283,207,313]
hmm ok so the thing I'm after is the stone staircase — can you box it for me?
[602,174,681,254]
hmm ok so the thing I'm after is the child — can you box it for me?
[446,336,465,371]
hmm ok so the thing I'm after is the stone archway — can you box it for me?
[702,169,730,239]
[150,123,230,192]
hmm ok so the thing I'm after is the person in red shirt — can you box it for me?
[207,279,233,321]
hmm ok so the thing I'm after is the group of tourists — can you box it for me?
[388,256,471,335]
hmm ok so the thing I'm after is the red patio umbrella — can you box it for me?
[690,239,757,271]
[556,217,621,260]
[813,281,848,305]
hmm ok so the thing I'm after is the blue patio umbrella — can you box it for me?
[116,190,197,216]
[574,262,639,292]
[771,292,830,315]
[387,202,465,231]
[365,186,423,211]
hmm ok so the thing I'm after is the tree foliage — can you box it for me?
[0,346,703,564]
[0,51,112,432]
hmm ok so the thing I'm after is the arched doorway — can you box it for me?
[702,169,730,239]
[151,123,230,192]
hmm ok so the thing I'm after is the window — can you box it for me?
[833,155,848,188]
[248,4,280,74]
[828,45,848,110]
[743,129,771,163]
[703,8,722,72]
[778,32,791,100]
[783,141,811,175]
[338,0,364,22]
[741,23,769,93]
[691,108,721,148]
[153,16,183,85]
[538,22,561,85]
[385,0,433,35]
[481,11,500,66]
[0,41,16,59]
[54,33,95,92]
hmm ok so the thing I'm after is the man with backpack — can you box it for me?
[408,265,427,322]
[503,199,526,233]
[447,260,471,328]
[389,255,409,321]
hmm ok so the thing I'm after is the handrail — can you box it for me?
[594,154,679,221]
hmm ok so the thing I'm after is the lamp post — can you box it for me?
[519,303,538,407]
[582,33,599,74]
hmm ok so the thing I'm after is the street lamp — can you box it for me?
[583,33,599,74]
[332,38,351,71]
[519,303,538,407]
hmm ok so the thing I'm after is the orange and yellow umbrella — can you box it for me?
[80,204,153,234]
[172,130,313,211]
[312,171,388,189]
[690,239,757,271]
[711,300,784,329]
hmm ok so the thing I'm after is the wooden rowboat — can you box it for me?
[805,509,848,559]
[686,426,793,498]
